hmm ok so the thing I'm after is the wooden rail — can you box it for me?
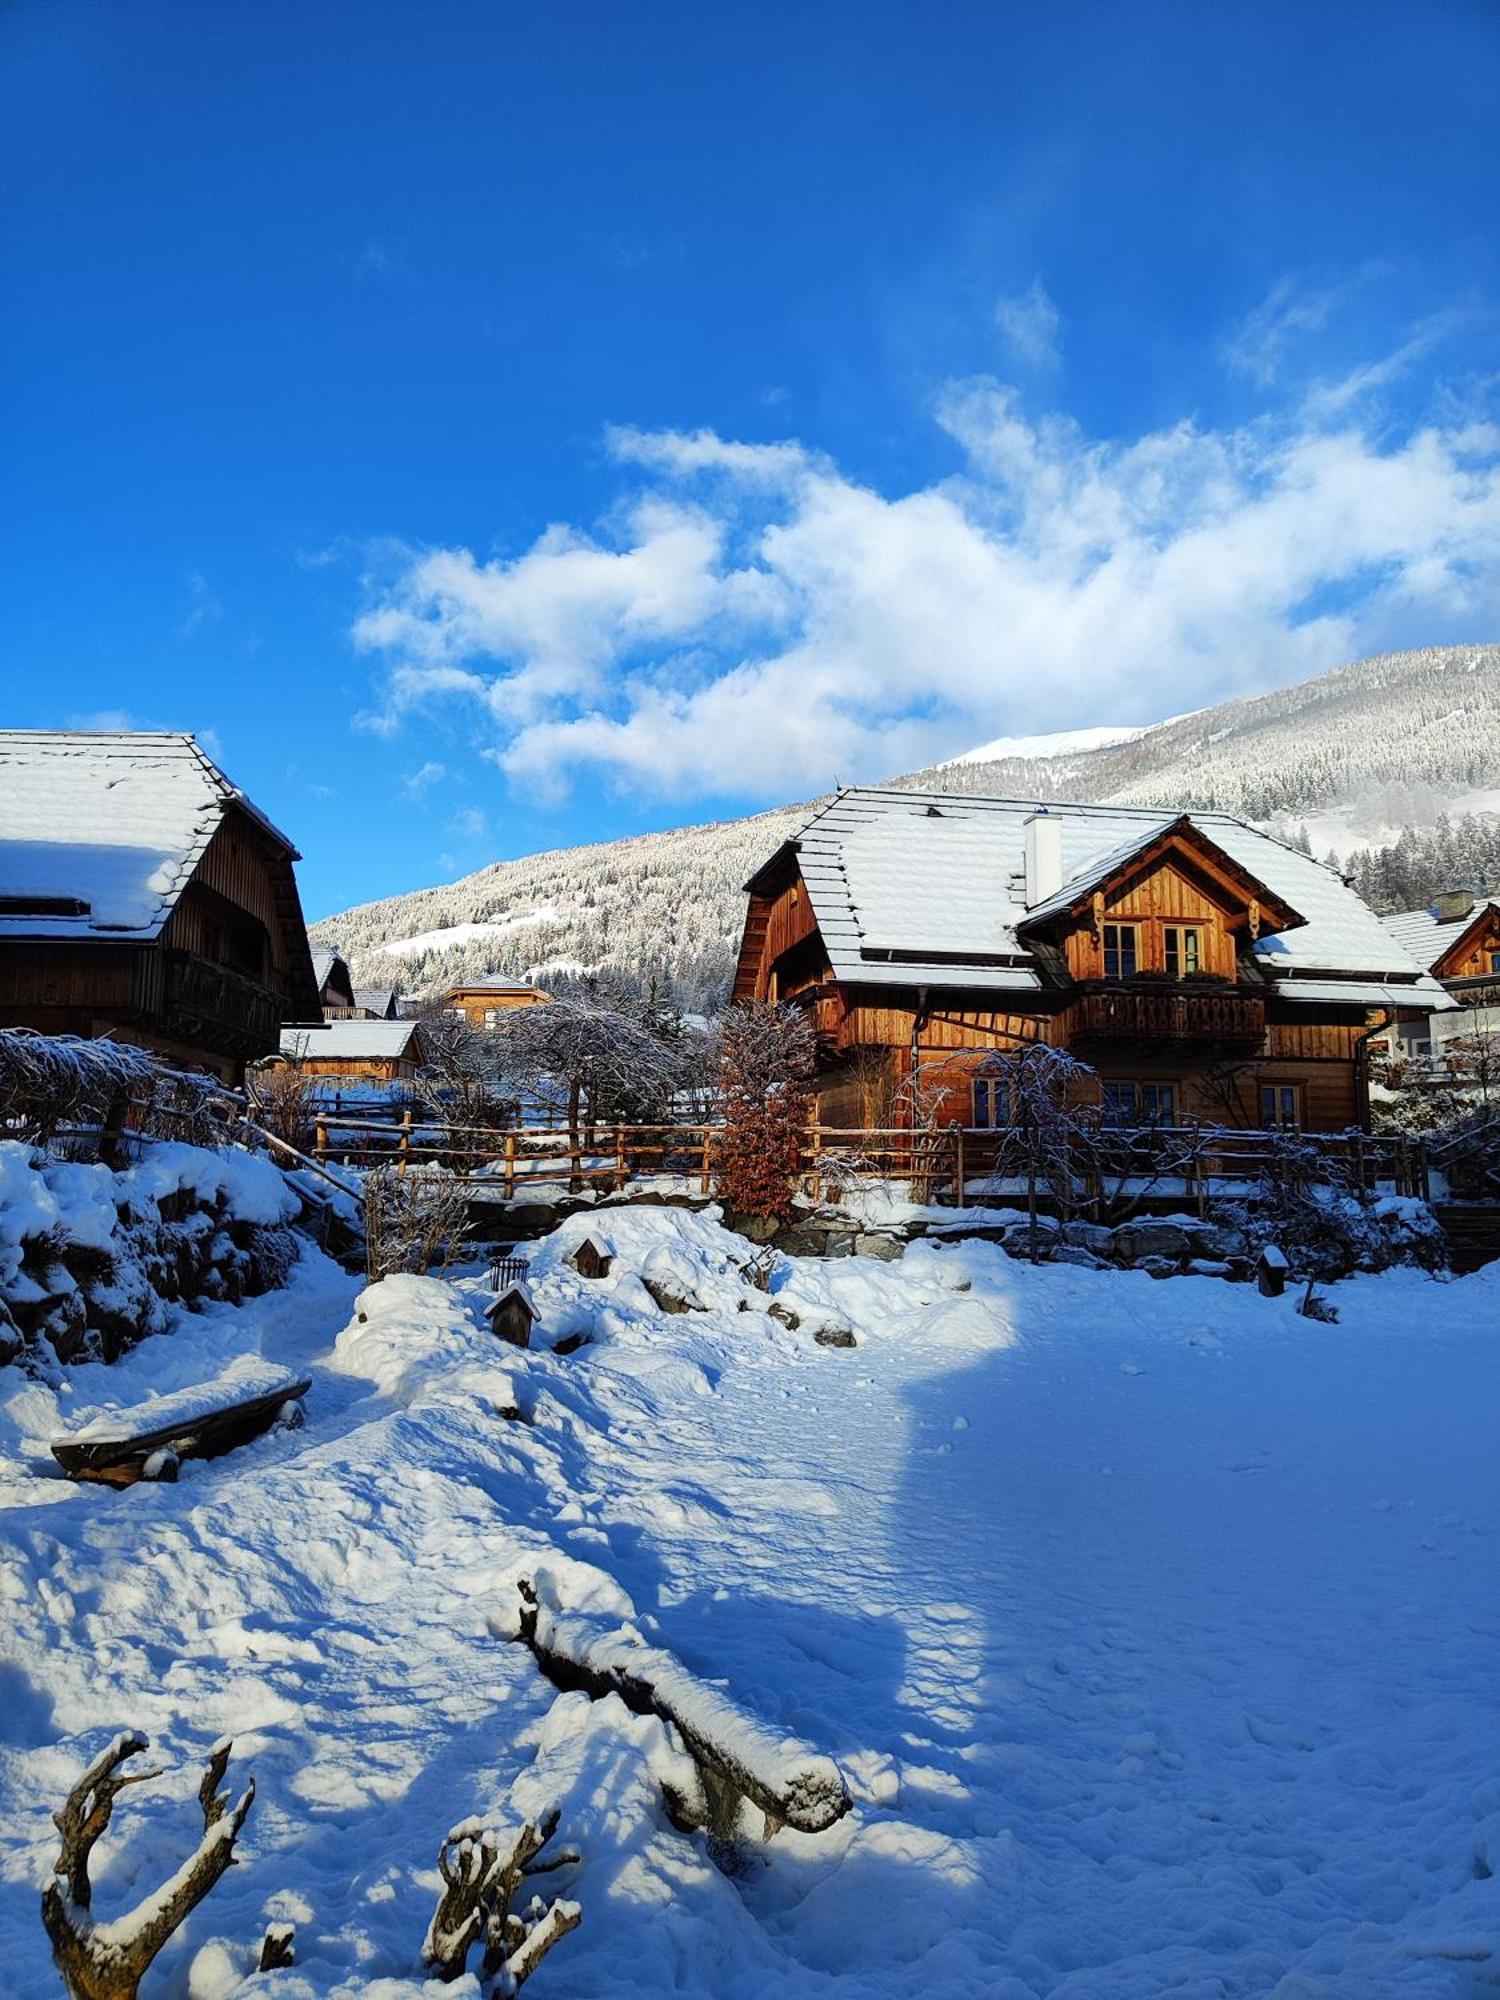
[290,1109,1428,1208]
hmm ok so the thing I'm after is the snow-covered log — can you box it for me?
[41,1734,254,2000]
[422,1808,580,1988]
[52,1359,310,1486]
[513,1579,850,1838]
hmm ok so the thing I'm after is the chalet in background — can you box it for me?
[447,976,550,1027]
[278,1017,428,1083]
[1379,889,1500,1067]
[735,787,1453,1133]
[0,731,319,1082]
[312,947,358,1017]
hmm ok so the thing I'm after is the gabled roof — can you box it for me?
[280,1019,425,1061]
[1382,899,1500,976]
[1017,813,1304,935]
[312,946,351,990]
[355,986,399,1018]
[750,787,1453,1011]
[0,730,299,942]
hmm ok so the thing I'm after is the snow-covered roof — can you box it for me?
[355,985,398,1017]
[1381,900,1499,972]
[281,1019,424,1061]
[311,947,343,988]
[768,788,1452,1011]
[0,730,298,942]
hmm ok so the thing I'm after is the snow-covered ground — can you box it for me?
[2,1208,1497,1996]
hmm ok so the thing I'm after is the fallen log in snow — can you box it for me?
[513,1578,850,1839]
[52,1358,310,1487]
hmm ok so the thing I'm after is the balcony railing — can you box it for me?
[1068,982,1266,1051]
[161,950,282,1058]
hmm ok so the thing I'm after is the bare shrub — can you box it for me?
[423,1811,580,1987]
[713,1002,817,1220]
[363,1164,473,1282]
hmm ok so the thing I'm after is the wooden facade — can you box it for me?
[278,1021,427,1083]
[0,801,319,1084]
[735,826,1385,1135]
[448,980,551,1028]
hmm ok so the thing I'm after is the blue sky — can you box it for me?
[3,1,1498,918]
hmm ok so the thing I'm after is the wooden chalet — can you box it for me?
[312,947,358,1017]
[0,731,319,1083]
[734,788,1453,1133]
[278,1017,428,1083]
[1380,890,1500,1065]
[447,977,550,1028]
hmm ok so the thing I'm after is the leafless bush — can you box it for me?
[713,1002,817,1219]
[363,1164,473,1281]
[246,1054,318,1151]
[0,1030,226,1154]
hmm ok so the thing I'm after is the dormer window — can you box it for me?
[1102,923,1137,979]
[1164,925,1201,977]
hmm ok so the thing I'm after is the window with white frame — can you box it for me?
[1163,925,1202,976]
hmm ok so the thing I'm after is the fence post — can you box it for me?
[615,1122,627,1194]
[398,1107,411,1175]
[315,1122,328,1165]
[504,1131,516,1201]
[700,1125,712,1196]
[953,1123,966,1207]
[807,1103,822,1204]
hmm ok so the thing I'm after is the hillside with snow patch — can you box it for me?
[313,643,1500,1000]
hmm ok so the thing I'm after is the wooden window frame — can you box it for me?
[1259,1081,1304,1130]
[1100,1078,1177,1127]
[972,1076,1012,1128]
[1102,922,1139,980]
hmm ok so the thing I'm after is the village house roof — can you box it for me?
[1381,898,1500,975]
[751,787,1454,1012]
[354,986,399,1018]
[0,729,300,942]
[311,947,345,988]
[280,1019,425,1061]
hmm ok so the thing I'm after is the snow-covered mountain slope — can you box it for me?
[313,643,1500,998]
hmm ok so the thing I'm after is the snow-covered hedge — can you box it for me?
[0,1138,301,1370]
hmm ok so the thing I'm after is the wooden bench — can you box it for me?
[53,1360,311,1487]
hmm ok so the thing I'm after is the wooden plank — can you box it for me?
[53,1376,310,1486]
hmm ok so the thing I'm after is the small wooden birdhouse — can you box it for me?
[485,1283,537,1349]
[567,1236,613,1280]
[1256,1243,1289,1298]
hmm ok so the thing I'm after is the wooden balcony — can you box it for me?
[160,949,282,1059]
[1067,981,1266,1053]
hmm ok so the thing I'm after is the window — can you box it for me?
[1101,1080,1176,1126]
[972,1076,1010,1127]
[1102,923,1138,979]
[1259,1083,1302,1129]
[1164,925,1202,977]
[1489,949,1500,976]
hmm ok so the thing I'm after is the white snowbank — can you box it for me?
[1,1204,1496,1997]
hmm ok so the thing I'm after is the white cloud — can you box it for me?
[402,759,448,798]
[351,336,1500,803]
[447,805,489,841]
[994,279,1061,370]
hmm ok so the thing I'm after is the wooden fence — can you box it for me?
[297,1109,1429,1210]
